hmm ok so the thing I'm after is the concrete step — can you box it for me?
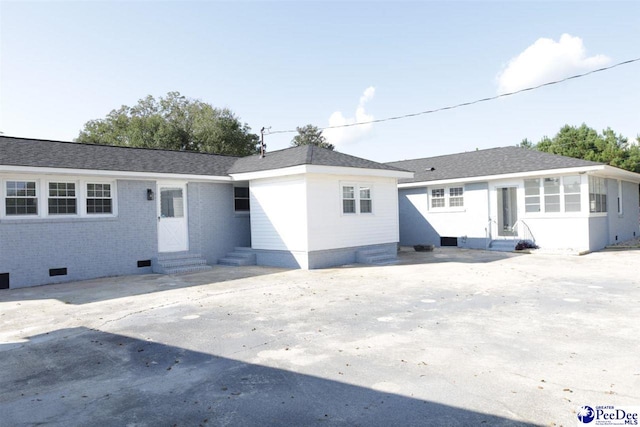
[357,249,398,265]
[218,248,256,267]
[162,265,213,275]
[157,251,204,261]
[488,240,518,252]
[153,252,211,274]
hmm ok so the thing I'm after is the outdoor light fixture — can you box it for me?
[147,189,155,200]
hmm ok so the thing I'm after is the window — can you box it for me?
[341,184,372,214]
[589,176,607,213]
[543,177,560,213]
[563,175,581,212]
[430,187,463,209]
[48,182,77,215]
[86,183,112,214]
[449,187,464,207]
[524,179,540,213]
[617,180,623,215]
[360,187,372,213]
[234,187,250,212]
[342,185,356,214]
[160,188,184,218]
[525,175,582,214]
[5,181,38,216]
[431,188,445,208]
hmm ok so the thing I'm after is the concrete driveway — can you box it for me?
[1,248,638,426]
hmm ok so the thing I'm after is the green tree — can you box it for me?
[291,124,334,150]
[517,138,534,149]
[76,92,259,156]
[520,124,640,173]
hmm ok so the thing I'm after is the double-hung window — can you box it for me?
[449,187,464,207]
[563,176,581,212]
[5,181,38,216]
[430,187,463,209]
[48,182,77,215]
[234,187,250,212]
[341,184,372,214]
[589,176,607,213]
[524,175,582,214]
[342,186,356,214]
[543,178,561,213]
[86,183,112,214]
[2,179,117,218]
[431,189,445,208]
[359,187,372,213]
[524,179,541,212]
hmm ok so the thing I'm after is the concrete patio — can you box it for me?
[1,248,638,426]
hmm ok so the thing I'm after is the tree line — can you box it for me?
[519,124,640,173]
[75,92,332,156]
[76,92,639,173]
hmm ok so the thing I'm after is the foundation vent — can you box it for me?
[49,268,68,277]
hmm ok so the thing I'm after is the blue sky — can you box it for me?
[1,1,639,162]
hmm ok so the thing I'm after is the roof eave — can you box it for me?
[230,164,414,181]
[0,165,233,182]
[397,165,607,188]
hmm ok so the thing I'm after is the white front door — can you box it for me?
[157,182,188,252]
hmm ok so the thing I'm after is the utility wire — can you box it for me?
[267,57,640,135]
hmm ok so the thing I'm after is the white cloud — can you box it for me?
[496,34,610,94]
[324,86,375,147]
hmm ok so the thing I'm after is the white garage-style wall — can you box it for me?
[249,175,310,268]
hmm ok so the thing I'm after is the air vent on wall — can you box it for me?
[137,260,152,268]
[0,273,9,289]
[49,268,68,277]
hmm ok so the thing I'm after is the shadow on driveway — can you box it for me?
[396,247,523,265]
[0,265,288,305]
[1,327,535,426]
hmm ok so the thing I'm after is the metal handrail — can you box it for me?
[485,219,497,249]
[511,219,535,244]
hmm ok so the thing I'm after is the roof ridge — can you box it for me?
[0,135,243,159]
[386,146,518,164]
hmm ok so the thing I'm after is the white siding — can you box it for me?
[525,216,591,251]
[306,174,399,251]
[428,183,488,238]
[249,176,308,251]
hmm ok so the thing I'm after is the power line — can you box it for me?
[267,57,640,135]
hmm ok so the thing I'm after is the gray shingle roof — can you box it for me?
[0,136,408,177]
[0,136,240,176]
[228,144,408,174]
[386,146,603,184]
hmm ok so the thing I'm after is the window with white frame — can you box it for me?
[589,176,607,213]
[430,186,463,209]
[342,185,356,213]
[359,186,372,213]
[449,187,464,207]
[563,176,581,212]
[341,184,372,214]
[48,182,77,215]
[524,175,582,214]
[524,178,541,213]
[1,178,117,219]
[543,177,561,212]
[234,187,250,212]
[431,188,445,208]
[5,180,38,216]
[86,183,112,214]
